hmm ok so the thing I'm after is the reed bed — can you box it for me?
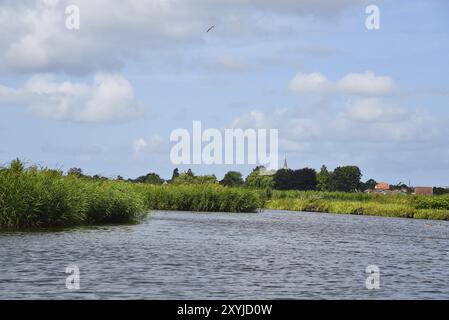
[267,192,449,221]
[0,161,263,230]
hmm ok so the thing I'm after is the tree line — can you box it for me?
[65,164,385,193]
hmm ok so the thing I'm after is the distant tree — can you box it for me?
[195,175,218,185]
[273,169,292,190]
[116,175,124,181]
[172,171,217,185]
[317,165,331,191]
[134,172,164,184]
[434,187,449,195]
[67,168,83,177]
[220,171,244,187]
[245,166,274,189]
[273,168,317,190]
[295,168,317,190]
[330,166,362,192]
[359,178,377,191]
[9,158,25,173]
[92,174,108,181]
[170,168,180,182]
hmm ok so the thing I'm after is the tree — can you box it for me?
[359,179,377,191]
[434,187,449,195]
[245,166,274,189]
[220,171,244,187]
[273,168,317,190]
[172,171,218,185]
[295,168,317,190]
[317,165,331,191]
[67,168,83,177]
[330,166,362,192]
[134,172,164,184]
[170,168,179,182]
[9,158,25,173]
[273,169,292,190]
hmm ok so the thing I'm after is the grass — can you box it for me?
[136,184,263,213]
[2,160,448,229]
[267,191,449,221]
[0,161,263,230]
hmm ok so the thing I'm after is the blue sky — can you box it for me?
[1,0,448,186]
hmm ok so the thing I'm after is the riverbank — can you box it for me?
[0,162,262,230]
[2,161,449,230]
[266,191,449,220]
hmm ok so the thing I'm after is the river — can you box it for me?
[1,210,449,299]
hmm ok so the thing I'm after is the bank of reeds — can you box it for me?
[0,161,263,230]
[267,191,449,221]
[136,184,263,213]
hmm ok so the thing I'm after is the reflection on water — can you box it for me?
[1,210,449,299]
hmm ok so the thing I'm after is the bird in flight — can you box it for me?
[206,25,215,33]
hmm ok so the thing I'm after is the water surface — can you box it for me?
[1,210,449,299]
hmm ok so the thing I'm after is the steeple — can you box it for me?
[283,155,288,170]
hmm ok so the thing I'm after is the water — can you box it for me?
[1,210,449,299]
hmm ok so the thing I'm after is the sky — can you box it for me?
[0,0,448,186]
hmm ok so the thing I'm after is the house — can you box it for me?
[414,187,433,196]
[375,182,390,191]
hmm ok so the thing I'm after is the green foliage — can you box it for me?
[138,184,263,213]
[172,171,218,185]
[414,195,449,210]
[0,161,147,229]
[273,168,317,191]
[317,165,331,191]
[134,172,164,184]
[0,160,263,230]
[220,171,244,187]
[245,167,274,189]
[67,167,84,177]
[267,191,449,221]
[359,178,377,192]
[170,168,180,182]
[433,187,449,196]
[329,166,362,192]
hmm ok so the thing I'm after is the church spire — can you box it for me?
[283,155,288,170]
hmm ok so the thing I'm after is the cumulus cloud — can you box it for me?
[288,72,333,94]
[0,73,144,122]
[289,71,397,96]
[133,134,166,153]
[337,71,396,95]
[345,98,407,122]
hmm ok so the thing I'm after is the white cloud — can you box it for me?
[345,98,407,122]
[288,72,333,94]
[0,0,360,75]
[0,73,144,122]
[133,134,166,153]
[289,71,397,96]
[337,71,396,95]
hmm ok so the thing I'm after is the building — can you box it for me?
[375,182,390,191]
[414,187,433,196]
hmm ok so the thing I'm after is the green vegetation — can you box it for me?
[220,171,244,187]
[266,190,449,221]
[2,160,449,230]
[137,184,263,213]
[273,168,317,191]
[0,160,262,230]
[0,159,147,230]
